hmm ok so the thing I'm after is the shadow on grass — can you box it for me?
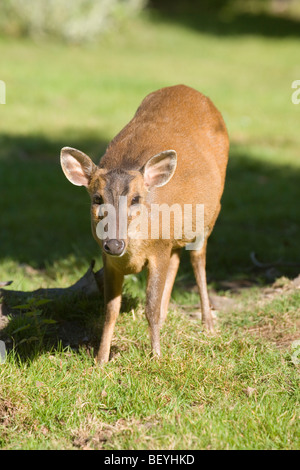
[177,145,300,291]
[0,132,109,267]
[1,131,300,360]
[149,0,300,38]
[1,132,299,276]
[0,286,140,363]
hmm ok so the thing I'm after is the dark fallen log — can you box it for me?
[0,260,104,305]
[0,281,13,287]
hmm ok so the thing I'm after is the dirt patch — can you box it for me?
[247,318,300,349]
[175,274,300,349]
[236,275,300,348]
[72,416,159,450]
[0,397,16,427]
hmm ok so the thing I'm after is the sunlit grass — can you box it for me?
[0,8,299,450]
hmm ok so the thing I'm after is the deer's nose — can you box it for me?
[103,239,125,256]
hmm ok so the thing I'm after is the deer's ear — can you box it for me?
[143,150,177,189]
[60,147,97,187]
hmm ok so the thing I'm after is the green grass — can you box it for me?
[0,5,300,449]
[1,299,299,450]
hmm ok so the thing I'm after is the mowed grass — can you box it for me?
[0,7,300,449]
[1,291,299,450]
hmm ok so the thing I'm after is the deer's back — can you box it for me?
[100,85,229,227]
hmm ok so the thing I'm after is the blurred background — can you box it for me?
[0,0,299,293]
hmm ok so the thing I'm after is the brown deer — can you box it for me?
[60,85,229,364]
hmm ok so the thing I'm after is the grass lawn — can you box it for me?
[0,6,299,450]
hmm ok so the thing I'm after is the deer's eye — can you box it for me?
[131,195,140,205]
[93,194,103,205]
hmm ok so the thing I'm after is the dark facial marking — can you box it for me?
[102,169,135,203]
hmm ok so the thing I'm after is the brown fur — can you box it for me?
[60,85,229,363]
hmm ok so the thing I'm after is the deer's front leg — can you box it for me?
[145,249,171,357]
[96,261,124,364]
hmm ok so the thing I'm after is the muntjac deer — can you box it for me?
[60,84,229,364]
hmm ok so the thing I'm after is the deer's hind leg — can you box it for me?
[190,240,214,332]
